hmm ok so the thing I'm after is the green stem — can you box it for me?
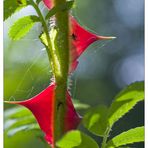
[52,0,69,146]
[101,127,111,148]
[29,0,51,49]
[30,0,70,147]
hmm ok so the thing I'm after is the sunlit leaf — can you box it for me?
[4,0,29,20]
[108,81,144,127]
[83,105,108,136]
[106,126,144,147]
[40,32,48,47]
[9,15,40,40]
[56,130,99,148]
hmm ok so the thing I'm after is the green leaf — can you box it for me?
[7,124,40,137]
[9,15,40,40]
[4,107,39,137]
[106,126,144,147]
[56,130,99,148]
[83,105,108,136]
[73,99,90,110]
[45,0,74,20]
[5,115,36,130]
[4,106,31,119]
[117,147,130,148]
[40,32,48,47]
[4,0,29,20]
[108,81,144,127]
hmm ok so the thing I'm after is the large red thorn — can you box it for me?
[70,16,115,72]
[43,0,53,9]
[5,83,81,147]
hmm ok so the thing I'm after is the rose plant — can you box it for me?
[4,0,144,148]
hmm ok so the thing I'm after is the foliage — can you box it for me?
[106,126,144,147]
[83,105,108,136]
[4,0,29,20]
[56,130,99,148]
[9,15,40,40]
[82,81,144,148]
[108,81,144,127]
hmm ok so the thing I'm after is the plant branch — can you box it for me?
[101,126,111,148]
[51,0,70,146]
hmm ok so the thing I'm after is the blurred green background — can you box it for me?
[4,0,144,147]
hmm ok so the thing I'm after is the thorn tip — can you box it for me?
[98,36,116,40]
